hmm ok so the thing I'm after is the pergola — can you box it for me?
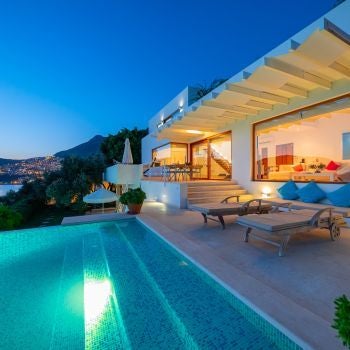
[157,19,350,142]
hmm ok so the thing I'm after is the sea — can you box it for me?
[0,184,22,197]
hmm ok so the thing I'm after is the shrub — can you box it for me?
[119,187,146,205]
[0,205,22,230]
[333,295,350,348]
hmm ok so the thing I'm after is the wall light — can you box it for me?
[261,186,272,198]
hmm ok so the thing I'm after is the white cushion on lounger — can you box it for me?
[236,209,329,232]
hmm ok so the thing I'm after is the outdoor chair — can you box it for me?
[188,196,277,229]
[236,208,342,256]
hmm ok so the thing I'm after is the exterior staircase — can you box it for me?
[212,157,231,174]
[187,181,253,206]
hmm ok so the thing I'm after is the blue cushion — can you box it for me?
[327,184,350,207]
[296,181,326,203]
[277,181,299,200]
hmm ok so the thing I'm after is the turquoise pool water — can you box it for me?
[0,219,301,349]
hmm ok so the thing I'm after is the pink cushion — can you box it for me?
[326,161,340,171]
[293,164,303,172]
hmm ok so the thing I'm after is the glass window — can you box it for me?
[152,143,187,165]
[254,96,350,183]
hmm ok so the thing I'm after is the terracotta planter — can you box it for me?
[127,203,143,214]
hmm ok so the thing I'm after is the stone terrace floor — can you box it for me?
[63,202,350,349]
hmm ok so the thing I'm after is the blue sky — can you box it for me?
[0,0,335,159]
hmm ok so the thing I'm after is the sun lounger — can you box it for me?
[236,208,342,256]
[188,198,276,229]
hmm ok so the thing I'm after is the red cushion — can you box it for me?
[326,161,340,171]
[293,164,303,172]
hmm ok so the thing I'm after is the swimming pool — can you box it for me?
[0,219,301,349]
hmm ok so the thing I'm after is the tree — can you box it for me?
[46,155,105,211]
[100,127,148,165]
[9,179,48,222]
[193,78,228,102]
[0,205,22,230]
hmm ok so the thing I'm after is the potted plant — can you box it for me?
[332,295,350,349]
[119,187,146,214]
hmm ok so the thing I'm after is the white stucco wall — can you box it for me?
[105,164,143,186]
[141,180,188,208]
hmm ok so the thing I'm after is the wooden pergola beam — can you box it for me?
[264,57,332,89]
[226,84,289,104]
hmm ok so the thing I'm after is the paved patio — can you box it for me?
[138,202,350,350]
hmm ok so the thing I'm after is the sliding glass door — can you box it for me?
[191,140,208,179]
[190,132,232,180]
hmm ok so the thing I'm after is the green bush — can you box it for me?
[0,205,22,230]
[333,295,350,348]
[119,187,146,205]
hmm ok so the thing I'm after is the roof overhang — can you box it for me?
[157,19,350,142]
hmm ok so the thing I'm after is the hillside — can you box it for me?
[54,135,105,158]
[0,158,20,166]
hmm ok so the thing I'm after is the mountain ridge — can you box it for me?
[1,135,105,164]
[54,135,105,158]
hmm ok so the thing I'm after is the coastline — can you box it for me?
[0,184,22,197]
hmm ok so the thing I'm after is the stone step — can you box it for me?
[188,185,243,193]
[187,180,237,187]
[188,189,247,199]
[188,193,254,205]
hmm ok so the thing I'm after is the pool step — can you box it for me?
[115,224,200,349]
[100,222,199,349]
[50,241,85,349]
[83,232,131,350]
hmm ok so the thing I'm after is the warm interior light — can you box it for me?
[261,186,272,198]
[186,130,203,134]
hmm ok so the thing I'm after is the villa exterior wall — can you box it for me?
[141,1,350,205]
[142,86,199,164]
[141,181,188,208]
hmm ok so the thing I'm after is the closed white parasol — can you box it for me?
[122,138,133,164]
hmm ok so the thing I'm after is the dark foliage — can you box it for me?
[46,155,105,211]
[100,128,148,165]
[333,295,350,348]
[0,205,22,230]
[193,78,228,102]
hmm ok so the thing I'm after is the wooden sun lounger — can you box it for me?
[188,197,276,229]
[236,208,342,256]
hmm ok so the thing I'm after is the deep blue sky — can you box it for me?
[1,0,335,158]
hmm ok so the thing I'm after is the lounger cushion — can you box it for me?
[296,181,326,203]
[327,183,350,207]
[277,181,299,200]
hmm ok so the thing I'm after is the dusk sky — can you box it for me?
[1,0,335,159]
